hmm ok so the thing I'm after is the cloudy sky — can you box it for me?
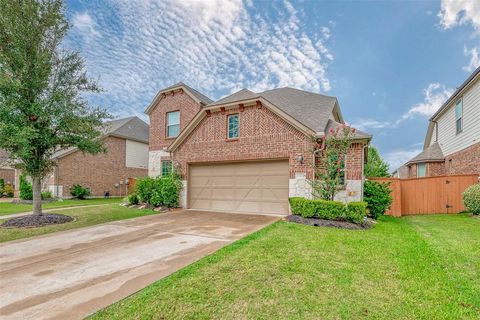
[65,0,480,171]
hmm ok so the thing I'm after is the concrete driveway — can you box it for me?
[0,210,279,320]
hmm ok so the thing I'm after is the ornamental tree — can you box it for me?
[0,0,110,215]
[364,146,390,177]
[311,125,355,201]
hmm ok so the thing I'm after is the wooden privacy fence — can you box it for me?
[369,174,479,216]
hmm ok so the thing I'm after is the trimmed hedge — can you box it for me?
[136,174,182,208]
[289,197,367,224]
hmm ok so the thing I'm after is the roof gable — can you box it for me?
[406,142,444,165]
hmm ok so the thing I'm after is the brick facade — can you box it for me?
[445,142,480,175]
[149,89,203,151]
[172,105,316,179]
[52,136,148,197]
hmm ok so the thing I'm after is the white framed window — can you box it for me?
[455,98,463,134]
[417,163,427,177]
[166,111,180,138]
[227,114,239,139]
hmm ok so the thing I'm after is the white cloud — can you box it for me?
[399,83,453,122]
[463,46,480,72]
[65,0,334,117]
[384,148,422,171]
[438,0,480,32]
[350,119,391,131]
[71,12,99,37]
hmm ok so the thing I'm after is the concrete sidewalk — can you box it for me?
[0,204,111,219]
[0,210,278,320]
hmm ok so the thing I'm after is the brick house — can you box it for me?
[0,149,15,187]
[146,83,371,215]
[399,66,480,178]
[40,116,149,197]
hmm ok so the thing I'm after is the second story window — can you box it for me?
[166,111,180,138]
[227,114,239,139]
[455,98,463,134]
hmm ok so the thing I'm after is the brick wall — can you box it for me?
[172,105,364,181]
[428,162,445,176]
[54,136,148,197]
[0,168,15,185]
[149,89,203,151]
[445,142,480,175]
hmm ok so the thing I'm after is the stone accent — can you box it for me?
[334,180,363,203]
[148,150,170,177]
[179,180,187,208]
[289,173,312,199]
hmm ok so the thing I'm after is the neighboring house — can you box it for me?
[41,116,149,197]
[146,82,371,215]
[0,149,15,186]
[402,66,480,178]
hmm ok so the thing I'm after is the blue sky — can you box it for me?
[65,0,480,171]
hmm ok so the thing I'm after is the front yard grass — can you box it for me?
[92,214,480,320]
[0,197,122,215]
[0,204,155,243]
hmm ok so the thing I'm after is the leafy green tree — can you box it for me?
[0,0,110,215]
[364,146,390,177]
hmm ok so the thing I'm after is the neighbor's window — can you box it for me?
[166,111,180,138]
[227,114,239,139]
[417,163,427,177]
[161,160,172,176]
[455,98,463,134]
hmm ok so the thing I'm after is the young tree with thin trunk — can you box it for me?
[0,0,110,215]
[364,146,390,177]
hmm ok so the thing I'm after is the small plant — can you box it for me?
[41,191,53,200]
[463,184,480,215]
[70,184,91,199]
[363,180,393,219]
[19,175,33,200]
[135,173,182,208]
[3,184,14,197]
[127,193,139,205]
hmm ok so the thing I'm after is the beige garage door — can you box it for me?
[189,160,289,215]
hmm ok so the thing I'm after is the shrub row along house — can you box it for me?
[394,66,480,178]
[146,83,371,215]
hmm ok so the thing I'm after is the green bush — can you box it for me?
[136,174,182,208]
[463,184,480,215]
[346,202,368,224]
[41,191,53,200]
[127,193,139,205]
[289,197,366,224]
[3,184,14,197]
[70,184,91,199]
[19,175,33,200]
[363,180,393,219]
[0,178,4,192]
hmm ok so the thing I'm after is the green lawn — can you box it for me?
[92,214,480,320]
[0,204,156,243]
[0,197,122,215]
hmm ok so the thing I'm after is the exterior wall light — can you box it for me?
[297,155,304,164]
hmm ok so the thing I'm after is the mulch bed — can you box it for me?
[1,214,73,228]
[287,215,374,230]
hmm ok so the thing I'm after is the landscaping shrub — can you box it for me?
[136,174,182,208]
[288,197,363,223]
[363,180,392,219]
[70,184,91,199]
[3,184,14,197]
[463,184,480,215]
[19,175,33,200]
[127,193,139,205]
[346,202,368,224]
[41,191,53,200]
[0,178,4,192]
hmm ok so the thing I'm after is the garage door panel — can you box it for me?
[189,160,289,215]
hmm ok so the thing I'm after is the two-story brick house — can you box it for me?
[146,83,371,215]
[402,66,480,178]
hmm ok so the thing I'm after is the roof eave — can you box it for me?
[144,85,205,115]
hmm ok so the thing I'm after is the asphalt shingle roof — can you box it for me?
[163,82,213,105]
[406,142,444,165]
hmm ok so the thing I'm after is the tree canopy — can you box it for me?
[364,146,390,178]
[0,0,110,214]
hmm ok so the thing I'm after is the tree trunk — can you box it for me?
[32,176,42,216]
